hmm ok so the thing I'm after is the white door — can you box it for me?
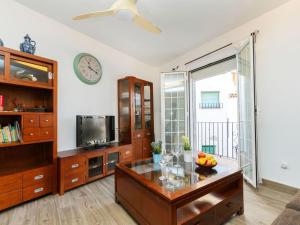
[237,36,258,188]
[161,72,188,153]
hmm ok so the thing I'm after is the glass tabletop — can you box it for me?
[125,158,227,192]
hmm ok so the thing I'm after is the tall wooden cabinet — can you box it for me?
[118,76,154,160]
[0,46,57,211]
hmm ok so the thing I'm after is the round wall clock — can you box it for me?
[73,53,102,85]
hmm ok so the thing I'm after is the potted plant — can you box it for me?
[182,136,193,162]
[151,141,162,163]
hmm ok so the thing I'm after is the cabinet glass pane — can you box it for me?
[10,59,52,85]
[0,55,4,80]
[107,152,120,172]
[144,84,152,129]
[134,83,142,129]
[119,79,130,142]
[88,156,104,178]
[161,72,187,152]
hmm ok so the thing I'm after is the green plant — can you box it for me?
[151,141,162,154]
[182,136,191,151]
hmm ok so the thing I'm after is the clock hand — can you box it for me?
[88,66,98,74]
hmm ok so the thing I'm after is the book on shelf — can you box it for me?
[0,121,22,144]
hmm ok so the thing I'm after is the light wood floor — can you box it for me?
[0,176,294,225]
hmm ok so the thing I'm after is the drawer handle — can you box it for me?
[29,133,34,136]
[34,187,44,193]
[72,178,79,183]
[137,134,141,138]
[30,119,34,123]
[125,151,130,155]
[71,163,79,169]
[44,131,49,135]
[45,119,49,122]
[147,133,151,136]
[34,174,44,180]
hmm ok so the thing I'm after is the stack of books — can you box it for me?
[0,121,22,144]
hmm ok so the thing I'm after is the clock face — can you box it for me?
[74,53,102,85]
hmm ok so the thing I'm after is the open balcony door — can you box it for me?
[237,35,258,188]
[161,72,189,153]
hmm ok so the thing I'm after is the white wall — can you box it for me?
[0,0,160,151]
[160,0,300,188]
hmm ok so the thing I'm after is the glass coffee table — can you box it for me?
[115,159,244,225]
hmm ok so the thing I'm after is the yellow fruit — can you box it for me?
[206,155,213,160]
[199,158,207,166]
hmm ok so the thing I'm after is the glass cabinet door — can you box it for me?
[10,57,53,86]
[119,79,130,143]
[144,83,152,130]
[88,155,104,179]
[0,54,4,80]
[106,151,120,173]
[134,82,142,130]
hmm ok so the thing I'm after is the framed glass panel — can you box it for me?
[107,152,120,172]
[88,156,104,179]
[0,54,4,80]
[161,72,188,153]
[10,58,52,86]
[144,83,152,129]
[134,82,142,130]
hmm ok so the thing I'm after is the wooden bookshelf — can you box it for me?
[0,46,57,211]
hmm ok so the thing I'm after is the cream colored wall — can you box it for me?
[0,0,160,151]
[160,0,300,188]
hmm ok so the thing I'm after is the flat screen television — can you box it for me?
[76,115,115,149]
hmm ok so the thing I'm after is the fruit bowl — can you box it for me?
[195,161,217,169]
[195,152,218,169]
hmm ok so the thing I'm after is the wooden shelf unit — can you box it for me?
[118,76,154,161]
[0,46,57,211]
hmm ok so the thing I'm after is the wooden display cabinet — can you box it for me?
[0,46,57,211]
[118,76,154,160]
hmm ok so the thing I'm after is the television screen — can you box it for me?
[76,115,115,148]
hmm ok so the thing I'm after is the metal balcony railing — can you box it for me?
[196,122,239,159]
[199,102,223,109]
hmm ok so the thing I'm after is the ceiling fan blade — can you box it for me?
[133,14,161,34]
[73,10,116,20]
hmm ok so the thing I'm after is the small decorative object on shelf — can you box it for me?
[0,95,4,111]
[182,136,193,162]
[20,34,36,54]
[0,38,4,47]
[151,141,162,163]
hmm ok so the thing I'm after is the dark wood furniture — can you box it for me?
[118,76,154,161]
[115,159,244,225]
[0,46,57,211]
[58,143,132,195]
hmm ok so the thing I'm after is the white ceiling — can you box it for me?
[15,0,290,66]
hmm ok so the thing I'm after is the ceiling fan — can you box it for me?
[73,0,161,34]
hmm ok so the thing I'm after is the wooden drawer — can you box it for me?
[23,180,52,202]
[23,115,39,128]
[23,165,53,188]
[64,171,85,191]
[215,192,243,224]
[144,130,152,138]
[63,156,86,175]
[0,190,22,211]
[40,127,53,140]
[0,174,22,194]
[133,131,143,140]
[40,114,53,127]
[121,145,132,162]
[23,128,40,141]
